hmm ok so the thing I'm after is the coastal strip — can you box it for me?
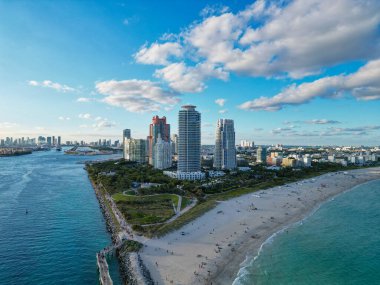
[138,167,380,285]
[88,167,154,285]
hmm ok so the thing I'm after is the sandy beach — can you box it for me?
[139,167,380,285]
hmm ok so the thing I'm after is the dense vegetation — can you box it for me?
[119,240,143,253]
[87,160,177,195]
[113,193,180,225]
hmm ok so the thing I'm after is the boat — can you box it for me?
[56,145,62,151]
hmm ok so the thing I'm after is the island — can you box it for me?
[0,148,32,157]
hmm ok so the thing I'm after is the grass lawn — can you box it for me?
[180,196,191,210]
[112,193,179,225]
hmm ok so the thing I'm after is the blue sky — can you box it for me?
[0,0,379,145]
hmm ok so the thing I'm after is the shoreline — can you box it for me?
[233,176,380,284]
[139,167,380,285]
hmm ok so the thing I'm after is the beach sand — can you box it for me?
[139,167,380,285]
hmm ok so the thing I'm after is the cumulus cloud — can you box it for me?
[134,0,380,89]
[28,80,76,93]
[92,119,116,130]
[239,59,380,111]
[215,98,226,107]
[78,113,92,120]
[200,4,229,18]
[96,79,180,112]
[134,42,183,65]
[58,116,71,121]
[77,114,115,130]
[154,62,228,93]
[77,97,94,103]
[218,109,228,114]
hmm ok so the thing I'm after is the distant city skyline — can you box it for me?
[1,0,380,145]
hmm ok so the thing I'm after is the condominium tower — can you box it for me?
[257,146,267,164]
[148,116,170,165]
[123,129,131,160]
[213,119,236,170]
[178,105,201,172]
[153,135,172,169]
[128,139,146,163]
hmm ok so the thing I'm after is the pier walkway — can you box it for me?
[97,251,113,285]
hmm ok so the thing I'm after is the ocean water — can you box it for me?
[234,179,380,285]
[0,150,122,285]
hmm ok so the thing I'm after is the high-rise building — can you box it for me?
[57,136,61,146]
[128,139,147,163]
[240,140,254,148]
[153,135,172,169]
[178,105,201,172]
[47,137,52,146]
[123,129,131,159]
[123,129,131,140]
[257,146,267,164]
[214,119,236,170]
[171,134,178,155]
[148,116,170,165]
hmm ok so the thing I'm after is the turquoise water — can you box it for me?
[0,150,122,284]
[234,179,380,285]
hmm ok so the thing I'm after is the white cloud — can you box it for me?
[218,109,228,114]
[28,80,76,93]
[306,119,341,125]
[92,119,116,130]
[200,4,230,18]
[134,42,183,65]
[239,59,380,111]
[78,113,92,120]
[77,114,115,130]
[77,97,94,103]
[184,0,380,78]
[154,62,228,93]
[133,0,380,93]
[271,124,380,137]
[215,98,226,107]
[96,79,180,113]
[58,116,71,121]
[0,122,18,129]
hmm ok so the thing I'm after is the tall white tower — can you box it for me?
[214,119,236,170]
[178,105,201,172]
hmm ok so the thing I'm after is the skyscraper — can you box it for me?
[178,105,201,172]
[214,119,236,170]
[128,139,147,163]
[153,134,172,169]
[257,146,267,164]
[123,129,131,159]
[171,134,178,154]
[148,116,170,165]
[123,129,131,140]
[57,136,61,146]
